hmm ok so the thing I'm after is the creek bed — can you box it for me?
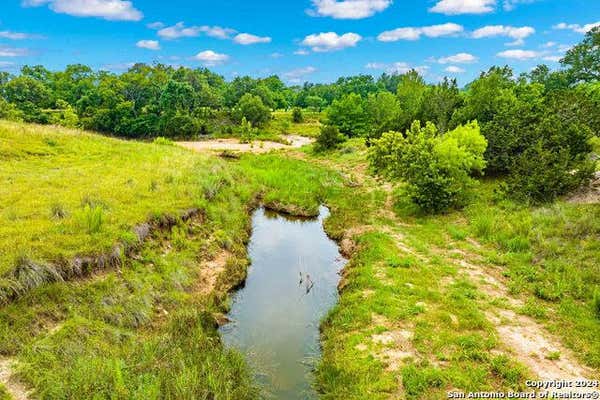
[219,206,346,399]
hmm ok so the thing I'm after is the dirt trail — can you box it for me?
[0,358,30,400]
[178,135,313,154]
[453,257,595,385]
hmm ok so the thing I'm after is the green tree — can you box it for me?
[369,121,487,213]
[419,78,462,134]
[235,93,271,127]
[561,27,600,83]
[396,70,427,131]
[365,91,401,139]
[326,93,369,137]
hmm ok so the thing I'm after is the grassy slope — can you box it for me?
[0,120,358,399]
[1,121,598,399]
[311,140,600,399]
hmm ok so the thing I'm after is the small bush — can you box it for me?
[292,107,303,123]
[153,137,174,146]
[50,202,68,219]
[315,125,346,151]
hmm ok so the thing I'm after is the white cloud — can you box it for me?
[294,49,310,56]
[270,52,283,58]
[429,0,496,15]
[445,65,466,73]
[378,23,463,42]
[366,61,429,75]
[147,21,164,30]
[192,50,229,66]
[497,49,539,60]
[158,22,235,40]
[283,66,317,82]
[472,25,535,46]
[233,33,271,45]
[437,52,478,64]
[553,21,600,34]
[23,0,143,21]
[541,41,556,48]
[542,55,561,62]
[503,0,538,11]
[0,46,29,57]
[308,0,392,19]
[301,32,362,52]
[136,40,160,50]
[0,31,40,40]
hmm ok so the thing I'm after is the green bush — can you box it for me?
[235,93,271,128]
[326,93,369,137]
[369,121,487,213]
[291,107,303,123]
[315,125,346,151]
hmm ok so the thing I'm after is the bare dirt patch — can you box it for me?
[195,250,230,296]
[447,249,597,386]
[177,135,313,154]
[0,358,31,400]
[567,171,600,204]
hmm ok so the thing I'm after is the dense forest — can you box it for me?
[1,28,598,210]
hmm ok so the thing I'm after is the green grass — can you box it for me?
[2,120,598,399]
[0,120,220,277]
[270,110,323,137]
[0,120,358,399]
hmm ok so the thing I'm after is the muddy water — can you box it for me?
[219,206,346,399]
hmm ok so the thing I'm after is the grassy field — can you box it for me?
[0,120,598,399]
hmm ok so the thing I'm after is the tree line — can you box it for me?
[0,28,598,209]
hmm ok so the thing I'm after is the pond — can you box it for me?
[219,206,346,399]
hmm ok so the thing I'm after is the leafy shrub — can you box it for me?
[315,125,346,151]
[235,93,271,128]
[291,107,303,123]
[369,121,487,213]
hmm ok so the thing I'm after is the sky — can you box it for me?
[0,0,599,85]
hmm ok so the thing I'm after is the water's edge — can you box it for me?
[219,205,347,399]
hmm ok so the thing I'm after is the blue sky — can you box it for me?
[0,0,599,85]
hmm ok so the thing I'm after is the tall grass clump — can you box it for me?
[594,289,600,320]
[78,204,104,234]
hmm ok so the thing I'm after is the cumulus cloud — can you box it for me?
[23,0,143,21]
[503,0,538,11]
[0,46,30,57]
[294,49,310,56]
[429,0,496,15]
[472,25,535,46]
[233,33,271,45]
[301,32,362,52]
[366,61,429,75]
[445,65,465,73]
[147,21,164,29]
[553,21,600,34]
[377,23,463,42]
[158,23,235,40]
[136,40,160,50]
[497,49,539,60]
[192,50,229,66]
[308,0,392,19]
[283,66,317,83]
[437,52,478,64]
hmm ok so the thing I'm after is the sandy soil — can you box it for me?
[177,135,313,154]
[0,358,30,400]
